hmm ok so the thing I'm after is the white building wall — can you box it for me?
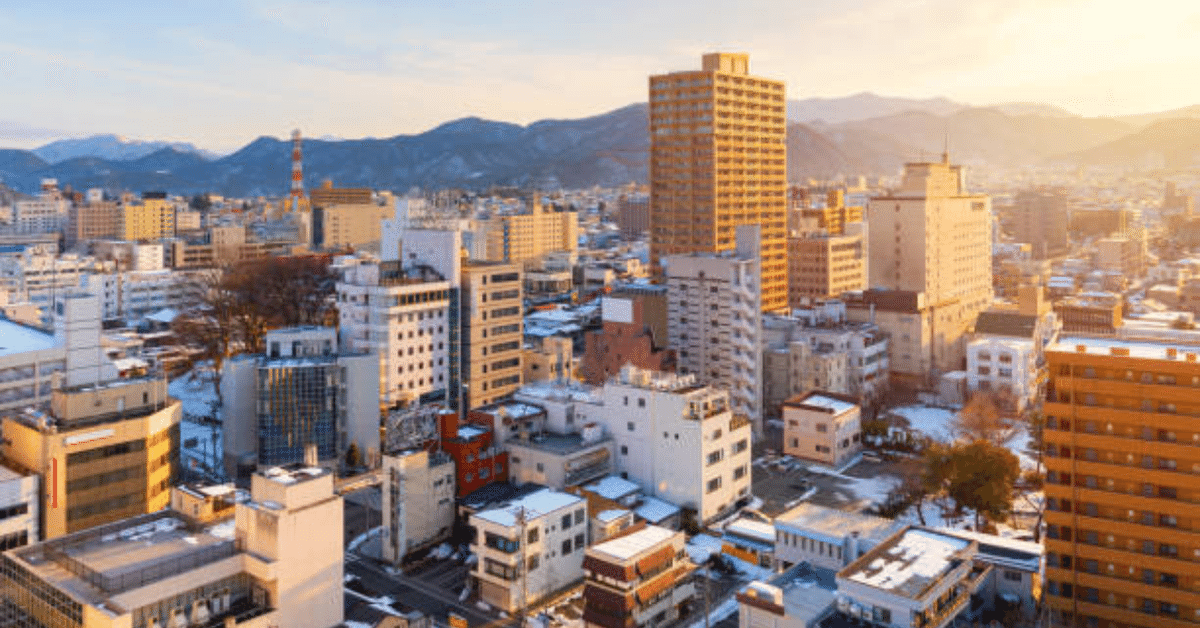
[965,337,1037,409]
[381,450,455,562]
[0,468,39,547]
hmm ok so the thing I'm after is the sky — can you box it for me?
[2,0,1198,152]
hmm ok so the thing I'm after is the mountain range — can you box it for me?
[3,94,1200,197]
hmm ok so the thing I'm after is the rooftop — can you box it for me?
[1049,335,1200,361]
[474,488,583,528]
[841,528,971,600]
[635,496,680,524]
[14,511,236,607]
[260,464,331,486]
[725,518,776,544]
[590,525,676,561]
[586,475,641,501]
[741,563,838,627]
[785,392,857,415]
[0,318,57,357]
[973,310,1038,339]
[776,504,906,546]
[509,431,611,456]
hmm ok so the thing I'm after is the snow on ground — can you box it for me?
[686,534,724,563]
[348,526,383,552]
[888,403,1039,471]
[889,405,956,441]
[806,463,899,507]
[169,368,219,420]
[686,596,739,628]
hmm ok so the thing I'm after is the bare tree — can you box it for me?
[951,392,1016,446]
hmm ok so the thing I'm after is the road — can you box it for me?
[346,553,512,628]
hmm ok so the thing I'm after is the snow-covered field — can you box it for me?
[887,403,1039,470]
[170,368,223,477]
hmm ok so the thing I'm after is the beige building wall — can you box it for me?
[649,52,789,312]
[381,450,455,562]
[866,157,992,376]
[788,231,866,305]
[461,262,524,408]
[2,378,180,539]
[320,203,393,249]
[121,198,176,241]
[475,201,579,263]
[524,336,575,383]
[781,393,861,467]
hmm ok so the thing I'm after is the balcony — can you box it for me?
[922,589,970,628]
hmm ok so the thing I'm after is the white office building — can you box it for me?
[470,488,588,612]
[337,261,453,407]
[664,225,764,430]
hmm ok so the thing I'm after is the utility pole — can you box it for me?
[516,506,527,628]
[703,562,710,628]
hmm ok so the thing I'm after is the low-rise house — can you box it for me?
[781,392,862,467]
[470,488,588,612]
[582,524,696,628]
[722,518,776,568]
[773,504,903,572]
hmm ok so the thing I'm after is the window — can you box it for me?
[527,528,539,543]
[562,514,572,529]
[707,450,724,466]
[627,421,635,432]
[706,477,722,493]
[638,398,646,408]
[562,539,572,555]
[1003,570,1023,582]
[575,533,585,551]
[815,423,827,433]
[527,555,540,571]
[620,446,628,456]
[575,509,584,525]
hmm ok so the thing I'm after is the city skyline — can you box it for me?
[3,0,1199,152]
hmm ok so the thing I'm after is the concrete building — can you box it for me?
[1095,236,1147,279]
[514,368,752,525]
[789,189,864,236]
[10,189,70,235]
[787,229,867,305]
[762,301,889,415]
[313,202,393,249]
[466,197,579,264]
[0,252,113,309]
[65,200,122,249]
[220,326,379,479]
[649,52,789,312]
[1042,336,1200,628]
[1055,293,1123,335]
[1,377,180,539]
[664,225,764,426]
[781,392,862,467]
[505,418,614,490]
[460,262,524,409]
[0,292,115,413]
[309,179,372,207]
[581,289,675,386]
[121,193,176,241]
[773,503,903,572]
[524,336,574,384]
[965,337,1039,411]
[470,488,588,612]
[337,261,453,407]
[0,461,38,551]
[581,524,696,628]
[836,528,987,628]
[865,155,993,382]
[0,466,344,628]
[437,411,509,499]
[615,193,649,240]
[381,449,455,563]
[1011,187,1070,260]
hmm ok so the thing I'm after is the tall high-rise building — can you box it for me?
[1011,187,1070,260]
[1042,336,1200,628]
[649,52,788,312]
[865,155,992,379]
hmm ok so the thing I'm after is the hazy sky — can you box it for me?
[3,0,1197,151]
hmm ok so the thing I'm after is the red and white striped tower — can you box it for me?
[290,129,304,207]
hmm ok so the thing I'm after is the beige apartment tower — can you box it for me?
[649,52,788,312]
[460,261,524,409]
[1,377,181,539]
[866,155,993,377]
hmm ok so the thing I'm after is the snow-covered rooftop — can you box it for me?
[590,525,675,561]
[635,496,680,523]
[792,393,857,415]
[473,488,583,528]
[1049,335,1200,361]
[586,475,641,500]
[776,503,902,546]
[458,424,488,440]
[0,319,58,357]
[843,529,970,599]
[596,509,630,523]
[725,518,775,544]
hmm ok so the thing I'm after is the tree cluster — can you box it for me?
[173,255,340,413]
